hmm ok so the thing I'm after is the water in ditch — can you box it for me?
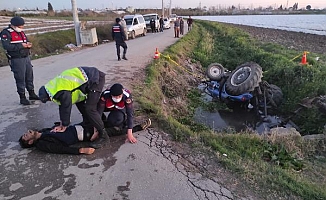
[194,90,296,134]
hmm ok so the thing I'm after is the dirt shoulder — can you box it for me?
[224,22,326,55]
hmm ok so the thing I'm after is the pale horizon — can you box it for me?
[1,0,326,11]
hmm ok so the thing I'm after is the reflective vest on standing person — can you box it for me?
[112,24,125,42]
[45,67,89,105]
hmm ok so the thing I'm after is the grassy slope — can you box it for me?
[135,20,326,199]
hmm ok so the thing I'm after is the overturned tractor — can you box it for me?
[203,62,283,115]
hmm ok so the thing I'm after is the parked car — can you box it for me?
[143,13,160,32]
[169,14,178,22]
[163,18,171,29]
[124,14,147,39]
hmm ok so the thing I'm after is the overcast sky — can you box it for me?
[1,0,325,10]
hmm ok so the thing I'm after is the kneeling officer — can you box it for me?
[38,67,109,144]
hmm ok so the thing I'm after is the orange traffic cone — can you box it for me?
[301,51,307,65]
[154,48,160,59]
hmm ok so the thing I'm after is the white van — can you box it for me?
[169,14,178,22]
[143,13,160,32]
[124,14,147,39]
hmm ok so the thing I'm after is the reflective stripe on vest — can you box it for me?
[45,67,88,105]
[112,25,121,32]
[6,27,28,43]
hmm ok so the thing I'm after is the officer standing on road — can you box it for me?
[187,16,193,31]
[150,18,156,33]
[159,15,164,32]
[179,17,184,35]
[112,18,128,61]
[38,66,109,146]
[0,16,39,105]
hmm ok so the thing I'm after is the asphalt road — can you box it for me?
[0,28,251,200]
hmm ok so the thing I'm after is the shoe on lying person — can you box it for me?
[140,119,151,130]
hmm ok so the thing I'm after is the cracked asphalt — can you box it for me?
[0,27,256,200]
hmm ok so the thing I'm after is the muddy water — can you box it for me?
[194,107,292,134]
[194,107,256,132]
[194,92,292,134]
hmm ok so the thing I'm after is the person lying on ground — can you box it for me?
[97,83,151,143]
[18,124,99,155]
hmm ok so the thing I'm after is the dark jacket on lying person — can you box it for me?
[19,125,98,155]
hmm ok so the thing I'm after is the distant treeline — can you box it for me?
[1,7,325,18]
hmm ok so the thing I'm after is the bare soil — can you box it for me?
[224,22,326,55]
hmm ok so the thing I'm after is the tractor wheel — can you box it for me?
[225,62,263,96]
[206,63,225,81]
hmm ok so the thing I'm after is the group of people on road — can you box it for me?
[111,15,194,60]
[149,15,165,33]
[1,16,151,155]
[174,16,193,38]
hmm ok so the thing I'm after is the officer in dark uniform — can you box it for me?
[0,16,39,105]
[150,18,156,33]
[159,15,164,32]
[112,18,128,61]
[97,83,151,144]
[38,66,109,146]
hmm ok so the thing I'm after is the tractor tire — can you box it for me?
[225,62,263,96]
[266,84,283,108]
[206,63,225,81]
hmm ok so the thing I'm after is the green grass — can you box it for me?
[135,20,326,199]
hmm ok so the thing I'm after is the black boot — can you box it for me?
[100,128,109,141]
[90,128,109,149]
[28,90,40,100]
[122,55,128,60]
[19,94,31,105]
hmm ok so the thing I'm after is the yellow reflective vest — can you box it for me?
[45,67,89,105]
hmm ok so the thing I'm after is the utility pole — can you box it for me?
[71,0,81,46]
[169,0,172,16]
[162,0,164,18]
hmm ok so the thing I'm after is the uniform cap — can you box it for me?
[10,16,25,26]
[110,83,123,96]
[115,18,121,23]
[38,86,50,103]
